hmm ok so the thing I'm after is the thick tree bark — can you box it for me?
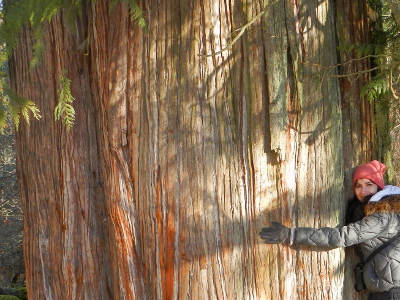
[335,0,374,298]
[9,0,374,299]
[11,11,113,300]
[387,0,400,28]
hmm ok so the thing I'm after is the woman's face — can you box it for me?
[354,178,379,201]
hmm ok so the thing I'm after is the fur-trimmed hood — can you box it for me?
[365,195,400,217]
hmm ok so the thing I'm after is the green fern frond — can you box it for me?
[337,43,386,57]
[0,0,33,56]
[2,86,42,130]
[337,44,356,53]
[360,73,389,102]
[110,0,147,30]
[54,72,75,131]
[355,44,383,57]
[125,0,146,27]
[109,0,120,10]
[1,0,145,68]
[29,25,46,70]
[0,102,7,134]
[63,0,84,33]
[1,0,82,66]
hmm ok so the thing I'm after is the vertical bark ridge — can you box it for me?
[89,1,145,299]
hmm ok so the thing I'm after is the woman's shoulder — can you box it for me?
[365,194,400,217]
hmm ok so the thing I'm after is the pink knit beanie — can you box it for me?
[352,160,386,189]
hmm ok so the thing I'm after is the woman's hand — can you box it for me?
[259,222,290,244]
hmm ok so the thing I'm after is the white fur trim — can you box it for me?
[369,185,400,202]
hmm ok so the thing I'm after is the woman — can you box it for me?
[260,160,400,300]
[346,160,384,224]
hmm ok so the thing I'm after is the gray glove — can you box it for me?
[259,222,290,244]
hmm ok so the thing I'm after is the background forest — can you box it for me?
[0,125,24,293]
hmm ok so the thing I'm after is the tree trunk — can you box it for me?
[9,0,374,299]
[336,0,375,298]
[387,0,400,28]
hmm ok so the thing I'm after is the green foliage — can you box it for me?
[0,0,147,132]
[360,73,389,102]
[1,0,61,61]
[111,0,147,30]
[15,287,27,300]
[337,43,385,57]
[1,0,147,65]
[0,296,19,300]
[337,2,400,106]
[0,67,41,133]
[0,102,6,133]
[2,86,41,131]
[29,25,45,71]
[0,76,42,135]
[54,71,75,131]
[63,0,84,32]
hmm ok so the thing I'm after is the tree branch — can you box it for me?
[389,68,399,100]
[298,58,400,78]
[386,0,400,29]
[199,0,281,57]
[390,123,400,135]
[298,54,387,71]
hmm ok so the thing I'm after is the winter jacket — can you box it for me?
[292,195,400,293]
